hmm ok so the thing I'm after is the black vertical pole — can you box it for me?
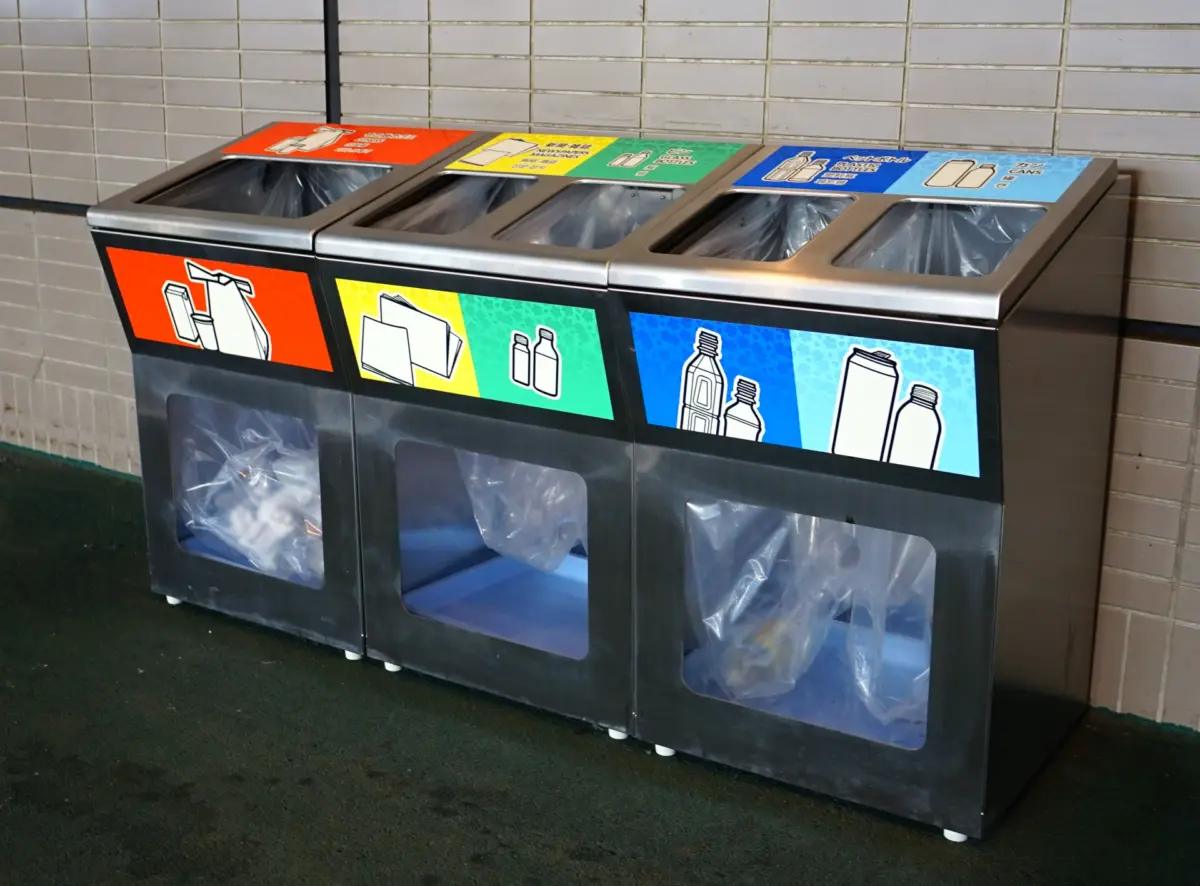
[323,0,341,124]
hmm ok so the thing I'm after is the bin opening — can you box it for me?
[496,182,681,250]
[654,192,852,262]
[682,499,934,750]
[168,395,324,589]
[396,441,589,660]
[836,201,1045,278]
[366,173,535,235]
[142,158,390,219]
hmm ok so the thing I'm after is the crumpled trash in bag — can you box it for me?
[373,174,535,235]
[175,405,324,586]
[676,193,850,262]
[456,451,587,573]
[686,500,934,727]
[149,159,388,219]
[837,201,1044,278]
[498,183,679,250]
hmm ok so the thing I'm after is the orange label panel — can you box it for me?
[221,122,473,166]
[106,248,333,372]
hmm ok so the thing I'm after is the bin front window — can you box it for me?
[368,173,535,235]
[496,182,680,250]
[682,499,934,750]
[655,192,852,262]
[836,201,1045,278]
[142,158,389,219]
[395,441,589,660]
[167,395,324,588]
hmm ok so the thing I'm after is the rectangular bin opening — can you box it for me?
[142,158,390,218]
[835,201,1045,278]
[366,173,535,235]
[681,500,935,750]
[167,395,324,589]
[396,441,589,660]
[495,182,681,250]
[654,192,852,262]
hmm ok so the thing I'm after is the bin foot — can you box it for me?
[384,662,402,673]
[607,729,628,741]
[344,650,363,662]
[654,745,676,758]
[165,596,182,606]
[942,829,969,843]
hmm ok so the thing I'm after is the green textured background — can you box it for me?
[459,293,613,419]
[572,138,744,184]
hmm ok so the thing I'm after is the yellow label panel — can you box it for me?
[446,133,618,176]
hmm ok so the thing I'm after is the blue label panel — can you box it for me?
[630,312,980,478]
[885,151,1093,203]
[736,145,923,194]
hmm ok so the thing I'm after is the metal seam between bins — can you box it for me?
[323,0,341,124]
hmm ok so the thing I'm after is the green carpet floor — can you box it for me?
[1,446,1198,885]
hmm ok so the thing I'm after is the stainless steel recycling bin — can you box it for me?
[313,131,757,729]
[604,143,1130,838]
[87,121,480,656]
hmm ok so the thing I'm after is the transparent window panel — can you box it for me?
[495,182,681,250]
[835,201,1045,278]
[142,158,389,218]
[655,192,852,262]
[167,395,324,588]
[682,500,935,749]
[368,173,535,235]
[396,442,589,660]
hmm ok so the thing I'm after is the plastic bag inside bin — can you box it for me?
[170,396,324,588]
[836,201,1045,278]
[370,173,535,235]
[684,500,934,745]
[661,193,851,262]
[456,451,588,573]
[496,182,680,250]
[144,158,389,219]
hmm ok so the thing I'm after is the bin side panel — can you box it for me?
[985,177,1130,829]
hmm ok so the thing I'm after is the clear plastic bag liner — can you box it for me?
[496,183,680,250]
[836,201,1045,278]
[456,451,587,573]
[671,193,851,262]
[685,500,934,727]
[371,174,535,235]
[145,158,389,219]
[171,397,324,587]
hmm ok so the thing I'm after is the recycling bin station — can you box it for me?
[606,144,1129,838]
[314,132,756,730]
[87,121,479,656]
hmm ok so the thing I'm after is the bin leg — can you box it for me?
[165,596,182,606]
[384,662,402,673]
[607,729,628,741]
[344,650,363,662]
[654,745,676,758]
[942,830,969,843]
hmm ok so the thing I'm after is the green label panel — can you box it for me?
[572,138,744,184]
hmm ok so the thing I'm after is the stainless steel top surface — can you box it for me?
[85,122,487,252]
[608,145,1119,322]
[315,133,761,286]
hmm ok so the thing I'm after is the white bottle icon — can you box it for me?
[619,150,652,168]
[721,376,765,442]
[511,331,531,387]
[532,326,561,399]
[925,158,976,189]
[763,151,814,182]
[887,384,943,470]
[831,348,899,462]
[678,329,727,434]
[957,163,997,189]
[267,125,353,155]
[789,157,829,184]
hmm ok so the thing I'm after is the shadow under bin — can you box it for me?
[86,122,479,654]
[607,143,1130,838]
[315,132,757,730]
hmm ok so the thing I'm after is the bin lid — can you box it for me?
[609,144,1121,322]
[315,132,759,287]
[86,122,479,252]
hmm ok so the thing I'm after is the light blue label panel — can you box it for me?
[736,145,924,194]
[630,312,980,478]
[885,152,1093,203]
